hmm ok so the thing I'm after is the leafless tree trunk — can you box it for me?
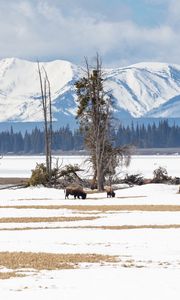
[37,62,52,182]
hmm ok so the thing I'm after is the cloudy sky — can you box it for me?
[0,0,180,67]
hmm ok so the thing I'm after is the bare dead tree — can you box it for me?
[37,62,52,182]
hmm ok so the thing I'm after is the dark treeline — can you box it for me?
[116,120,180,148]
[0,126,84,154]
[0,120,180,154]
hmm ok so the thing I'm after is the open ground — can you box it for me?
[0,156,180,299]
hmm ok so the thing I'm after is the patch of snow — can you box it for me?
[0,156,180,299]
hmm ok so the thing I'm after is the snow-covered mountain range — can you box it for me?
[1,58,180,127]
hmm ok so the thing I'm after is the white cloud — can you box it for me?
[17,1,34,18]
[167,0,180,26]
[0,0,180,67]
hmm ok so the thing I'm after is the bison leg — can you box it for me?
[65,192,69,199]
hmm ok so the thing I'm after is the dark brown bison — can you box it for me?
[107,190,115,198]
[105,186,115,198]
[65,186,87,199]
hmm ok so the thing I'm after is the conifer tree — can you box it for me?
[75,54,130,191]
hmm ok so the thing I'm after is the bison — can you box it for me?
[105,186,116,198]
[107,190,115,198]
[65,186,87,199]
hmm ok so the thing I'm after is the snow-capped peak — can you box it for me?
[0,58,180,124]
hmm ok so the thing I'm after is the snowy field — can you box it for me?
[0,156,180,299]
[0,154,180,178]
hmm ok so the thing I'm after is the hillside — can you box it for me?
[1,58,180,127]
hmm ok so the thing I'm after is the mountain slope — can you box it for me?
[106,62,180,118]
[0,58,80,123]
[0,58,180,125]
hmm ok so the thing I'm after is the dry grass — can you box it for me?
[63,224,180,230]
[0,252,118,271]
[0,271,25,279]
[0,226,64,231]
[53,204,180,212]
[0,216,98,223]
[0,178,28,185]
[1,204,180,212]
[1,224,180,231]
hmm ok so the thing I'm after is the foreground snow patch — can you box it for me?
[1,183,180,299]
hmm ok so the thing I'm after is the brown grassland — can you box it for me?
[0,216,98,223]
[0,271,25,280]
[0,252,118,275]
[1,204,180,212]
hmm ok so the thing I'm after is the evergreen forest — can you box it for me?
[0,120,180,154]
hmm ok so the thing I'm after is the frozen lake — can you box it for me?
[0,155,180,178]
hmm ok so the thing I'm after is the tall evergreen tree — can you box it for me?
[75,54,130,191]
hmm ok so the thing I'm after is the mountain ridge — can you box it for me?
[0,58,180,126]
